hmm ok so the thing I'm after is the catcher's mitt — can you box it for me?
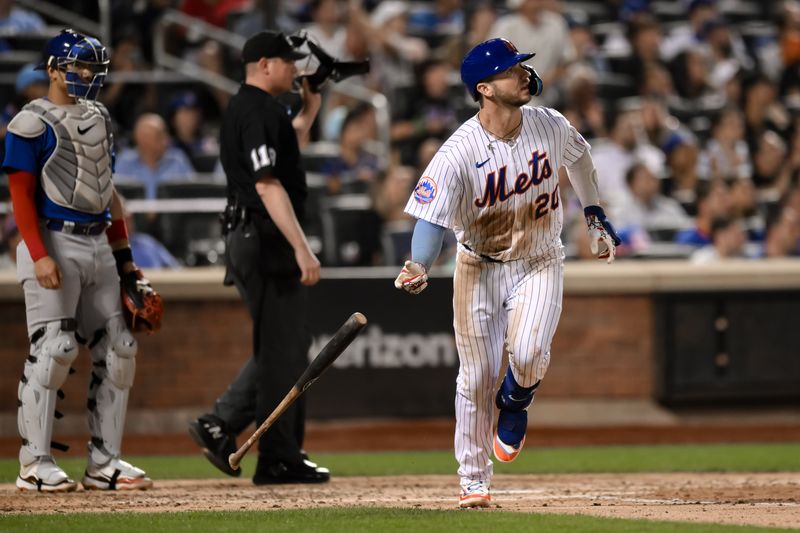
[120,269,163,334]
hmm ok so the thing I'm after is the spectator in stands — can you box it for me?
[341,3,371,63]
[349,1,429,96]
[774,2,800,93]
[167,91,219,170]
[127,211,181,269]
[785,183,800,215]
[437,2,495,77]
[762,205,800,257]
[303,0,346,60]
[613,161,692,237]
[565,11,607,75]
[742,75,791,154]
[180,0,250,30]
[638,61,676,100]
[622,13,664,90]
[690,215,748,263]
[561,64,606,139]
[100,29,158,135]
[391,58,464,165]
[727,177,764,239]
[115,113,195,199]
[640,96,683,148]
[567,214,595,260]
[701,107,751,181]
[407,0,465,38]
[112,0,172,64]
[319,104,380,194]
[489,0,574,102]
[374,165,416,224]
[591,103,663,206]
[675,180,731,246]
[662,131,702,211]
[751,129,793,192]
[11,63,48,103]
[0,0,44,51]
[668,49,719,102]
[661,0,718,61]
[0,63,48,162]
[567,212,645,259]
[416,137,443,176]
[177,0,251,110]
[701,17,754,90]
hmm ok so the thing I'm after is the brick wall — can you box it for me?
[0,293,655,419]
[551,295,654,397]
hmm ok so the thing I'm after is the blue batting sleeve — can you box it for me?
[411,219,446,269]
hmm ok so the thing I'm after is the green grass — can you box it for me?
[2,445,799,532]
[2,443,798,482]
[0,508,795,533]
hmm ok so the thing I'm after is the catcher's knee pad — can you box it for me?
[495,368,540,412]
[31,320,79,389]
[98,315,137,389]
[18,319,79,458]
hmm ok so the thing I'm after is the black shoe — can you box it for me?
[253,458,330,485]
[188,414,241,477]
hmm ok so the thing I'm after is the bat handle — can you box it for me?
[228,450,245,471]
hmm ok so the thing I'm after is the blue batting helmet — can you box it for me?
[37,29,109,101]
[460,38,542,101]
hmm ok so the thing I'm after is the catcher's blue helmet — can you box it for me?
[37,29,109,101]
[460,38,542,101]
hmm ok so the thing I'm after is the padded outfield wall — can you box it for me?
[0,260,798,438]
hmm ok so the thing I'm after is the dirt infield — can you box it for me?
[2,473,798,528]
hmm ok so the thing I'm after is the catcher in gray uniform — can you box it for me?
[3,29,156,492]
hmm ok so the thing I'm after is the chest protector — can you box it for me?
[8,98,114,214]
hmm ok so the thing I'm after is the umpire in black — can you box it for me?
[189,31,329,484]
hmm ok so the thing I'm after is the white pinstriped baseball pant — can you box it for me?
[452,247,564,486]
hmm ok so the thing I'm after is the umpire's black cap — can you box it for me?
[241,31,307,63]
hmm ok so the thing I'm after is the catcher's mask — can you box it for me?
[38,28,109,101]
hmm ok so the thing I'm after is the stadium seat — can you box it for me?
[114,180,147,201]
[0,174,8,203]
[156,181,227,265]
[190,153,220,173]
[319,194,381,266]
[381,219,415,265]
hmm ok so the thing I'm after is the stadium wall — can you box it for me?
[0,261,798,438]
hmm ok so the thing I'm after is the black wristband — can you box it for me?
[112,247,134,276]
[583,205,606,220]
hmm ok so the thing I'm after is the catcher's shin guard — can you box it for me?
[18,320,78,463]
[87,315,137,457]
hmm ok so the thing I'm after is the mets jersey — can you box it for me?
[405,106,587,262]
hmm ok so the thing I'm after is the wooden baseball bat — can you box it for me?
[228,312,368,470]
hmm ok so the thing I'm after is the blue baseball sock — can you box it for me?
[495,369,540,448]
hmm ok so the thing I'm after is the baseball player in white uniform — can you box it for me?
[394,38,620,508]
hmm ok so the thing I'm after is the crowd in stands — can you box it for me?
[0,0,799,269]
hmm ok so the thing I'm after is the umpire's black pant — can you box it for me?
[221,217,309,465]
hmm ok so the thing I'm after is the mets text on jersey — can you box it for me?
[474,151,552,208]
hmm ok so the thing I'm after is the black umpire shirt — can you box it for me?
[220,83,308,274]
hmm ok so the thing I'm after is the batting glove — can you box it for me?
[584,205,621,264]
[394,260,429,295]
